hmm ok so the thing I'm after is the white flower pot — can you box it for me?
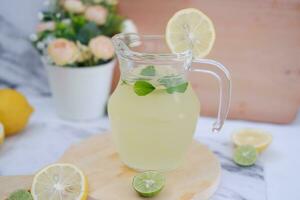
[45,60,115,120]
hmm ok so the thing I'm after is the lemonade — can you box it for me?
[108,65,200,170]
[109,9,231,171]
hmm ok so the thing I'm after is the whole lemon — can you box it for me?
[0,89,34,136]
[0,122,4,144]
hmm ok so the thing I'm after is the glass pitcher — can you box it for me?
[108,33,231,171]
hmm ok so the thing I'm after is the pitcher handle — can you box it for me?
[190,58,232,132]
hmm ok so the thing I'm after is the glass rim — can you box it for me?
[112,33,192,61]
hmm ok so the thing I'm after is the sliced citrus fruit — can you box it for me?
[166,8,216,58]
[132,171,165,197]
[232,128,272,153]
[31,163,88,200]
[0,122,4,145]
[233,145,257,167]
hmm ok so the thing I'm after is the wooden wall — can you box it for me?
[111,0,300,124]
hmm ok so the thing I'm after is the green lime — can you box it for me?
[132,171,165,197]
[233,145,257,167]
[8,190,33,200]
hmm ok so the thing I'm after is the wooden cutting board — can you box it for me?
[111,0,300,124]
[0,133,221,200]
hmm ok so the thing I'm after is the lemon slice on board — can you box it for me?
[232,128,272,153]
[31,163,88,200]
[0,122,4,145]
[166,8,216,58]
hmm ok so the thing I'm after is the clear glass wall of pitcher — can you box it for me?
[108,33,231,171]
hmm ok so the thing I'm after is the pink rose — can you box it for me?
[64,0,86,14]
[48,39,79,66]
[85,5,108,25]
[89,36,114,60]
[36,21,55,33]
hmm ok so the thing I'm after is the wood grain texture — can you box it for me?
[0,175,33,198]
[0,133,221,200]
[113,0,300,123]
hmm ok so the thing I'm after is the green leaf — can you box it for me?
[37,30,53,41]
[101,13,123,36]
[8,190,33,200]
[42,10,68,22]
[121,80,127,85]
[71,15,87,32]
[77,22,101,45]
[166,82,188,94]
[134,81,155,96]
[140,65,156,76]
[41,11,55,21]
[158,76,184,88]
[54,22,76,41]
[75,58,113,67]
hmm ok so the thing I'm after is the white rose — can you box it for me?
[76,41,93,62]
[122,19,138,33]
[36,21,56,33]
[47,39,79,66]
[89,36,114,60]
[29,34,38,42]
[62,19,71,25]
[85,5,108,25]
[64,0,86,14]
[37,12,44,20]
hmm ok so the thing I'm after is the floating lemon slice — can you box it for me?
[166,8,216,58]
[232,128,272,153]
[31,163,88,200]
[0,122,4,145]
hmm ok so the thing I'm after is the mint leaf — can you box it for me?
[134,81,155,96]
[140,66,156,76]
[8,190,33,200]
[121,80,127,85]
[166,82,188,94]
[158,77,183,88]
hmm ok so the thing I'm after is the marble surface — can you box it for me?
[201,137,265,200]
[1,97,298,200]
[0,97,267,200]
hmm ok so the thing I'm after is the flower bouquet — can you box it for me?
[31,0,133,120]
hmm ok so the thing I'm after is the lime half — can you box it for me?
[8,190,33,200]
[132,171,165,197]
[233,145,257,167]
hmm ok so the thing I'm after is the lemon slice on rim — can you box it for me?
[166,8,216,58]
[31,163,88,200]
[232,128,272,153]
